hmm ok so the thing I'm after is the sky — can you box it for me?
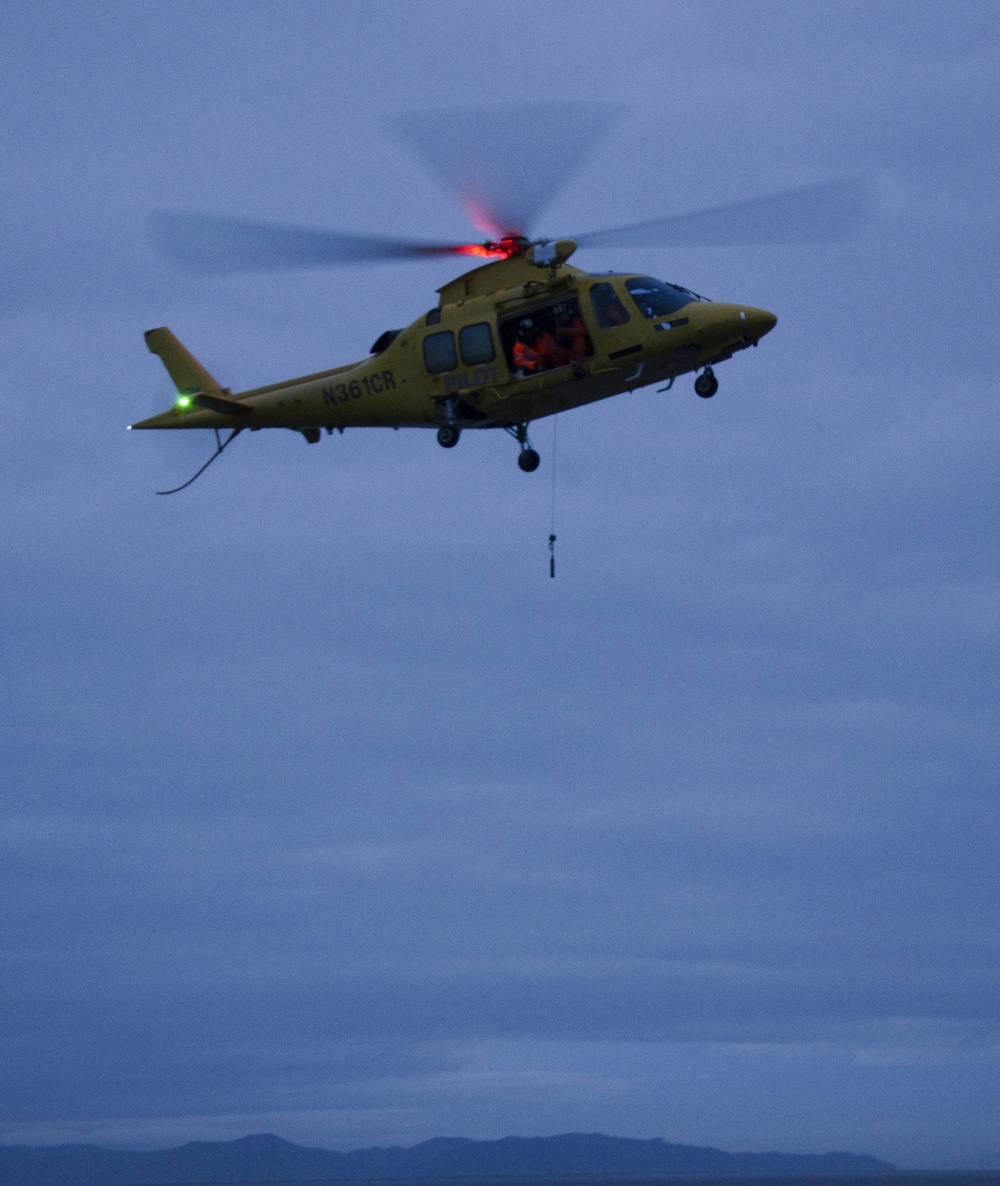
[1,0,999,1170]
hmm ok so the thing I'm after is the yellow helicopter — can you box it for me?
[132,104,869,492]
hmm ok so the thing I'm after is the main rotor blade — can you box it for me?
[149,213,479,274]
[573,177,875,250]
[388,100,623,239]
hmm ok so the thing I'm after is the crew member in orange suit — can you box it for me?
[513,319,553,374]
[550,306,590,373]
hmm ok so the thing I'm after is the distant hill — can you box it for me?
[951,1155,1000,1172]
[0,1131,897,1186]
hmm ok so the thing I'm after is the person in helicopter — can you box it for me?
[590,282,630,327]
[513,318,556,375]
[550,304,590,373]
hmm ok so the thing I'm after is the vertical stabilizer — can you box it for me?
[145,327,223,394]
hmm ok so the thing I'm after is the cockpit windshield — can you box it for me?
[625,276,696,319]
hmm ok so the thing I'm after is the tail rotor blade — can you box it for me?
[388,100,624,238]
[574,177,876,251]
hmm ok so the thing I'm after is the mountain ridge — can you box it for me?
[0,1131,897,1185]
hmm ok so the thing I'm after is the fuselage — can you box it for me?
[132,252,776,437]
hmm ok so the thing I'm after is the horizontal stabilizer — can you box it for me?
[191,391,252,416]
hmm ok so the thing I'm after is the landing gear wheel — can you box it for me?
[694,368,718,399]
[518,448,541,473]
[437,424,461,448]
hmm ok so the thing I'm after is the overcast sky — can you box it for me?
[1,0,998,1170]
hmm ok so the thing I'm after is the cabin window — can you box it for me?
[625,277,693,318]
[459,322,495,366]
[590,282,631,328]
[498,296,594,378]
[423,330,457,374]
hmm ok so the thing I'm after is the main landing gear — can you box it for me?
[505,423,540,472]
[436,397,462,448]
[437,417,540,472]
[498,423,540,471]
[694,367,719,398]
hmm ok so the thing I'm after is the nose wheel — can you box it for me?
[694,367,718,398]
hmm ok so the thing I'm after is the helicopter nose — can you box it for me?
[742,306,778,339]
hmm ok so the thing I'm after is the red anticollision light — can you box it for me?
[456,244,504,258]
[455,237,522,259]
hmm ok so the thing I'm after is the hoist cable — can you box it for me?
[549,414,558,578]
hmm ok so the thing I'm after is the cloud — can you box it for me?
[0,0,998,1166]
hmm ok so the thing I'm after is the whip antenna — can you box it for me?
[156,427,242,495]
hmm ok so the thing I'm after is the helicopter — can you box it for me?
[131,103,870,492]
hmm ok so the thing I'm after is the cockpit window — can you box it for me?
[625,277,694,318]
[590,282,631,328]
